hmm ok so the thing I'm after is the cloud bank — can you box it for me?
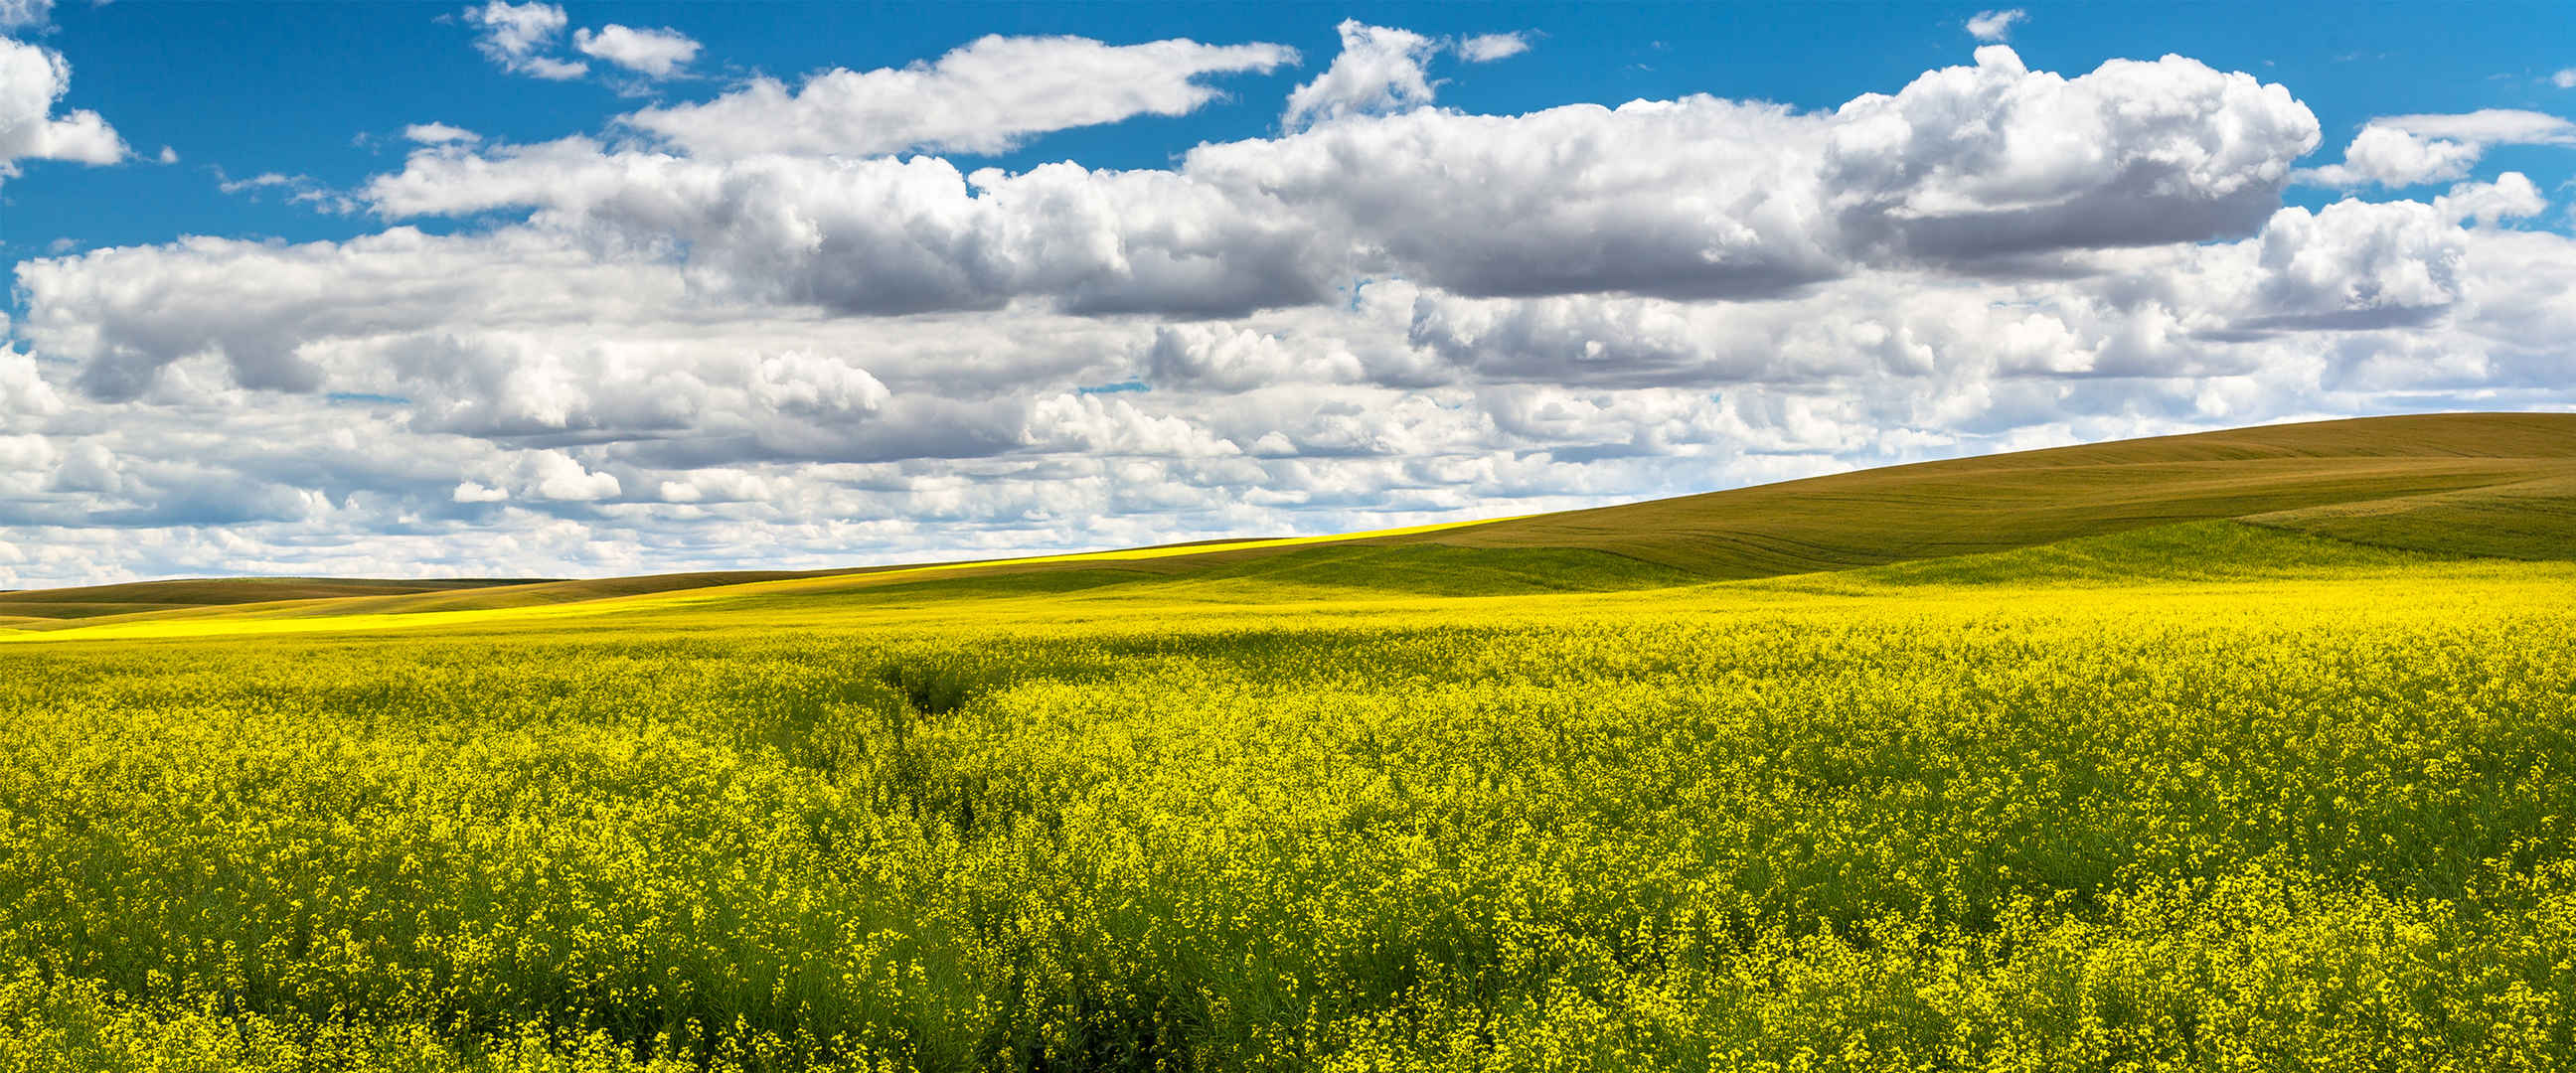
[3,23,2574,586]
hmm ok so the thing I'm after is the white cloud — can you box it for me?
[2295,124,2481,188]
[1824,47,2318,260]
[0,339,65,418]
[1965,9,2026,42]
[0,37,127,176]
[2298,109,2576,189]
[0,0,50,31]
[506,449,622,501]
[329,45,2319,335]
[2554,69,2576,89]
[2245,199,2466,330]
[403,122,481,145]
[571,24,701,79]
[623,34,1296,158]
[750,351,890,419]
[462,1,588,80]
[1456,33,1530,64]
[155,145,177,164]
[218,171,303,194]
[2379,109,2576,144]
[2435,172,2548,227]
[1283,21,1440,129]
[13,39,2576,585]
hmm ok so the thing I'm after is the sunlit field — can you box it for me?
[4,519,2574,1071]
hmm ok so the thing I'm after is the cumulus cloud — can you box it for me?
[2555,69,2576,89]
[750,351,890,419]
[1825,47,2318,261]
[1456,33,1530,63]
[2435,172,2548,227]
[571,24,701,79]
[2242,199,2466,331]
[2297,124,2483,188]
[39,46,2333,399]
[2298,109,2576,189]
[15,36,2576,585]
[0,37,127,176]
[624,34,1297,157]
[403,122,480,145]
[361,142,1335,317]
[0,340,65,418]
[508,450,622,501]
[463,1,587,80]
[1283,21,1440,128]
[1966,9,2026,42]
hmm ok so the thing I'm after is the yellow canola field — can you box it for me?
[3,560,2575,1071]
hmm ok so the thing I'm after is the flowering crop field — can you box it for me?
[3,524,2575,1071]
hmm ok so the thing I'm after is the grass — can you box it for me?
[1388,411,2576,574]
[3,412,2576,1070]
[0,577,552,621]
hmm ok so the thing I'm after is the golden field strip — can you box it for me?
[4,414,2575,1070]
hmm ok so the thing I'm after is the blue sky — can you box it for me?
[1,1,2573,584]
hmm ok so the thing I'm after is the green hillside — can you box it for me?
[0,576,549,620]
[1382,411,2576,573]
[3,411,2570,637]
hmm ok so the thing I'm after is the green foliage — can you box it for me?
[874,654,1000,717]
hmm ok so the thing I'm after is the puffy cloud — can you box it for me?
[2297,124,2483,188]
[571,25,701,79]
[1825,47,2318,261]
[14,227,686,400]
[2555,69,2576,89]
[0,37,126,175]
[1966,9,2026,42]
[462,1,587,80]
[1456,33,1530,63]
[515,450,621,501]
[2242,199,2465,331]
[0,338,65,418]
[363,143,1333,318]
[2298,109,2576,189]
[1205,96,1844,299]
[750,352,890,419]
[623,34,1297,158]
[14,37,2576,585]
[403,122,480,145]
[1283,21,1440,128]
[1145,323,1368,390]
[2434,172,2547,227]
[326,45,2320,326]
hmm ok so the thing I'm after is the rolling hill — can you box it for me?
[4,410,2570,640]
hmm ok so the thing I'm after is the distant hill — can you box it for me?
[4,411,2570,637]
[0,576,552,620]
[1374,412,2576,575]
